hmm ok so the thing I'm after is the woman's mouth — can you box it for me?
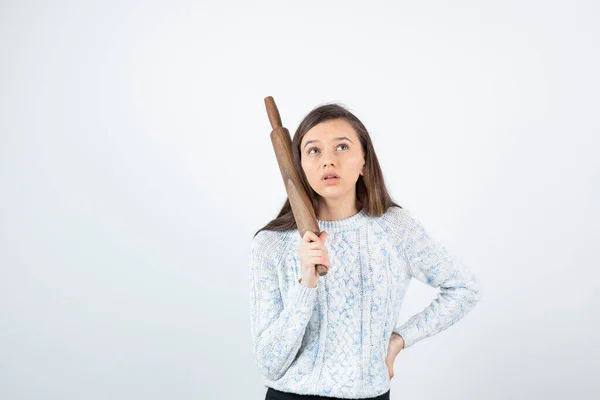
[323,176,340,185]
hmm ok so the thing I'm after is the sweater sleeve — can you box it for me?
[385,207,482,349]
[249,230,318,381]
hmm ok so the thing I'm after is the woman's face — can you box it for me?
[300,118,365,202]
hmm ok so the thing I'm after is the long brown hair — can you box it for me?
[254,103,402,238]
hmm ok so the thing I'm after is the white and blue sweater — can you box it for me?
[249,206,481,398]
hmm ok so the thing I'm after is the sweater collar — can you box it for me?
[317,208,369,233]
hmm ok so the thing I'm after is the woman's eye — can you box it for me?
[308,143,348,154]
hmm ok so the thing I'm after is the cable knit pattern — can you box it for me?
[249,206,481,399]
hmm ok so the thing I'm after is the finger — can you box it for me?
[303,231,316,242]
[313,256,329,267]
[308,250,329,261]
[319,231,327,242]
[308,249,325,256]
[306,242,325,250]
[306,245,328,256]
[303,231,321,243]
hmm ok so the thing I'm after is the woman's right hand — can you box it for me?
[297,231,329,288]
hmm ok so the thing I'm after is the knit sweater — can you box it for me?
[249,206,481,399]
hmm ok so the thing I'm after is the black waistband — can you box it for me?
[266,387,390,400]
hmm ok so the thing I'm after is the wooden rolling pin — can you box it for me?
[265,96,329,276]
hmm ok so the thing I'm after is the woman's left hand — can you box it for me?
[386,333,405,380]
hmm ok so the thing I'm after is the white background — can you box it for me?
[1,0,598,399]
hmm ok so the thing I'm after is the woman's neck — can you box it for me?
[316,200,362,221]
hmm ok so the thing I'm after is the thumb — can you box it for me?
[320,231,327,242]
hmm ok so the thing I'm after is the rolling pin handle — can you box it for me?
[264,96,282,129]
[316,264,329,276]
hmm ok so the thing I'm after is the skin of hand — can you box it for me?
[298,230,329,288]
[386,333,405,380]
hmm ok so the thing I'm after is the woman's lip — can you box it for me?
[323,177,340,185]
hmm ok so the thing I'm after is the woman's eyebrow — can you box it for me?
[303,136,353,149]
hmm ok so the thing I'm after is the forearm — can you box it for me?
[251,282,317,380]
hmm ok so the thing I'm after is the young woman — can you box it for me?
[249,103,481,400]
